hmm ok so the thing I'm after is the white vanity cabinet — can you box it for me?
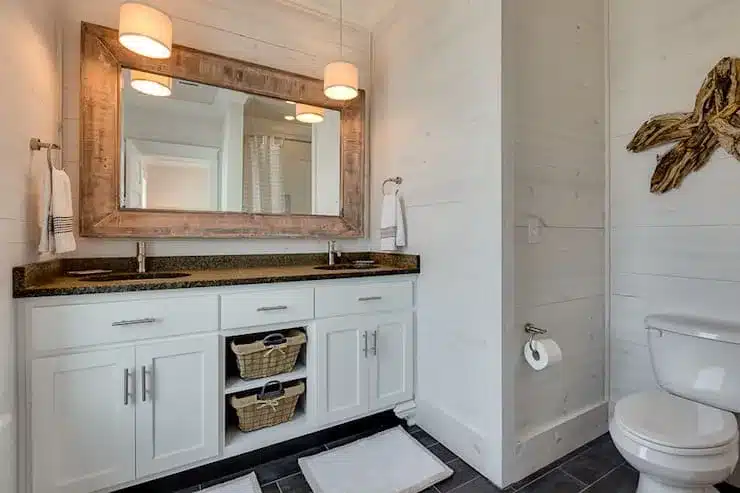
[30,336,219,493]
[18,276,416,493]
[315,311,414,426]
[31,348,136,493]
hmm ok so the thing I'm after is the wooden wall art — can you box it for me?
[628,57,740,194]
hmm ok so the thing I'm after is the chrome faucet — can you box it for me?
[136,242,147,273]
[328,241,341,266]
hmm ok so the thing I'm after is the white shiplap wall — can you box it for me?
[372,0,505,485]
[0,0,61,491]
[60,0,373,257]
[503,0,607,483]
[609,0,740,404]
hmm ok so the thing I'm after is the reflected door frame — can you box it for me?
[123,139,220,211]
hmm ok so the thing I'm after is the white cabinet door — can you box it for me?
[135,335,219,478]
[315,317,370,425]
[368,312,415,412]
[31,349,136,493]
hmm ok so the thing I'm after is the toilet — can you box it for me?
[610,314,740,493]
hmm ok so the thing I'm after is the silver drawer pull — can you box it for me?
[112,317,158,327]
[257,305,289,312]
[358,296,383,302]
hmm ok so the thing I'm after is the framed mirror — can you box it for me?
[80,22,365,238]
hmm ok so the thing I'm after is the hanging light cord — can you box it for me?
[339,0,344,59]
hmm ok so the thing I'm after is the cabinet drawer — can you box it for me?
[30,295,219,352]
[220,288,314,330]
[315,281,413,318]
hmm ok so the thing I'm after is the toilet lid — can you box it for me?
[615,391,738,450]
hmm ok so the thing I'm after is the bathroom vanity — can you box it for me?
[14,256,419,493]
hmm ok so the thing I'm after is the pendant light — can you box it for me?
[323,0,359,101]
[130,70,172,97]
[119,2,173,59]
[296,103,325,123]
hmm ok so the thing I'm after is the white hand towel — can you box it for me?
[51,168,76,254]
[380,191,406,251]
[37,167,54,255]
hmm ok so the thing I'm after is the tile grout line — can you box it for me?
[509,443,596,492]
[446,474,482,493]
[576,463,625,492]
[558,467,588,487]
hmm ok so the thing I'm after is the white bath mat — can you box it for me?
[201,472,262,493]
[299,426,453,493]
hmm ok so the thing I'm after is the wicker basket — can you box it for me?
[230,380,305,433]
[231,330,306,380]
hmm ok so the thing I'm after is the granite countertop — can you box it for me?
[13,252,420,298]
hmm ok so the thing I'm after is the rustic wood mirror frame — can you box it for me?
[80,22,366,238]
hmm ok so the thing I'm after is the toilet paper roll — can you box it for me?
[524,339,563,371]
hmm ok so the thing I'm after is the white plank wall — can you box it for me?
[0,1,61,491]
[609,0,740,405]
[503,0,606,483]
[60,0,373,257]
[372,0,505,484]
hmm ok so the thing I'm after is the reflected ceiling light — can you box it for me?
[130,70,172,97]
[286,101,297,105]
[296,103,325,123]
[119,2,173,59]
[284,115,296,121]
[323,0,359,101]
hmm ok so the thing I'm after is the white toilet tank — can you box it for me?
[647,314,740,413]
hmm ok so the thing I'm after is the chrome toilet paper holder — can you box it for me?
[525,323,548,361]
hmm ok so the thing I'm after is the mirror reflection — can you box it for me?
[120,69,341,216]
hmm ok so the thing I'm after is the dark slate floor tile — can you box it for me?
[253,446,324,485]
[435,459,480,493]
[428,443,458,464]
[560,436,625,485]
[410,428,439,447]
[200,471,252,491]
[718,484,740,492]
[277,473,312,493]
[453,475,504,492]
[505,441,593,491]
[516,469,584,493]
[260,483,280,493]
[581,464,638,493]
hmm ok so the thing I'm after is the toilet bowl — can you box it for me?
[611,392,738,493]
[609,315,740,493]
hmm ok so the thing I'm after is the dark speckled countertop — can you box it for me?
[13,252,420,298]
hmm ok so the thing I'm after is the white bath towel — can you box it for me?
[380,191,406,251]
[38,168,76,254]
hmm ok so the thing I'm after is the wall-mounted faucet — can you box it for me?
[328,241,341,266]
[136,242,147,273]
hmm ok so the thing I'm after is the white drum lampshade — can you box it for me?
[130,70,172,97]
[296,103,325,124]
[324,61,359,101]
[119,2,173,59]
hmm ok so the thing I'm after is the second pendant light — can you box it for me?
[323,0,359,101]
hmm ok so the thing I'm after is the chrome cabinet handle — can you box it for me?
[257,305,288,312]
[112,318,158,327]
[123,368,132,405]
[141,365,152,402]
[371,330,378,356]
[358,296,382,302]
[362,331,368,358]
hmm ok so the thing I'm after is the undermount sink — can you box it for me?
[80,272,192,282]
[314,264,380,271]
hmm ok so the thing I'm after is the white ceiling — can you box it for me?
[279,0,400,29]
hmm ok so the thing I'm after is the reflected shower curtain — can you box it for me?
[245,136,285,213]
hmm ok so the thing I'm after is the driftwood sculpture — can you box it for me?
[628,57,740,194]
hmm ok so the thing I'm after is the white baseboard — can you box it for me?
[414,400,490,477]
[506,401,609,486]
